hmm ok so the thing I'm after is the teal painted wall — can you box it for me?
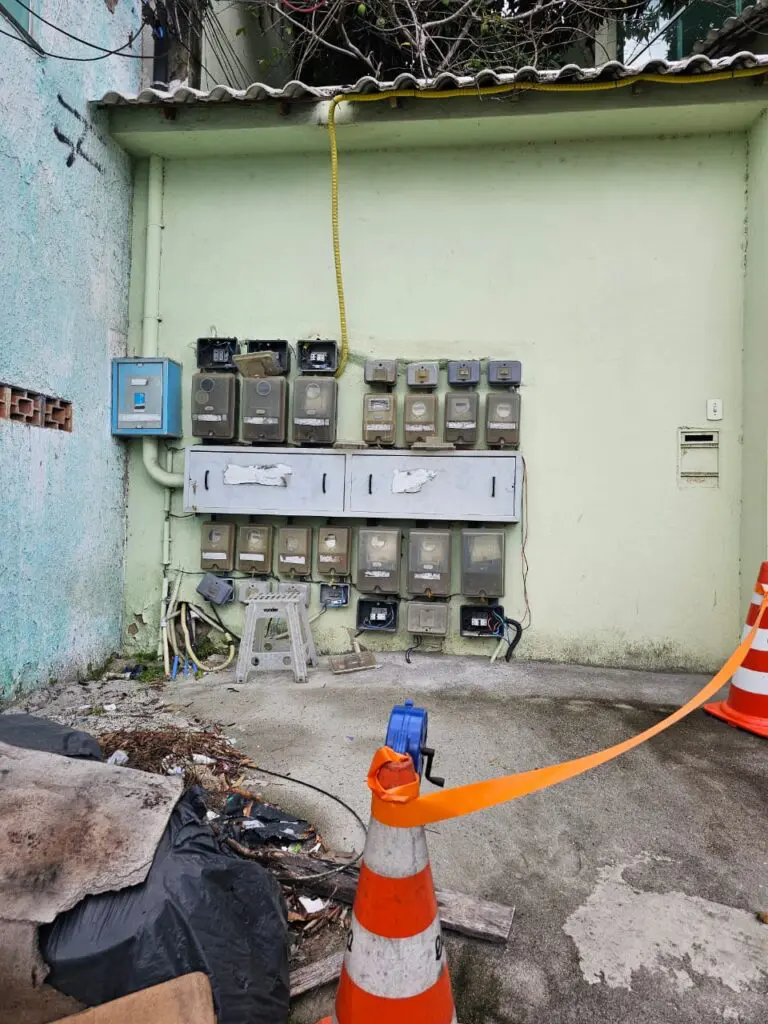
[123,128,754,671]
[0,5,143,696]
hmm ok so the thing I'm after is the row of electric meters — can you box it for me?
[201,523,506,598]
[193,375,521,447]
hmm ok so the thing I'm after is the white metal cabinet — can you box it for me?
[185,447,345,515]
[346,452,520,522]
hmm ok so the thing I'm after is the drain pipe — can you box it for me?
[142,155,184,489]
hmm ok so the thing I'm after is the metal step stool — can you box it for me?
[236,591,318,684]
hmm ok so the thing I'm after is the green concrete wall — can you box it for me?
[124,130,751,670]
[740,110,768,609]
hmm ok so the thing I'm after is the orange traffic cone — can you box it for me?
[318,749,455,1024]
[705,562,768,738]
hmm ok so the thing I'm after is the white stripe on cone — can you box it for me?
[362,819,429,878]
[731,667,768,696]
[738,624,768,652]
[344,912,445,998]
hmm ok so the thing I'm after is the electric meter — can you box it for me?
[485,392,521,447]
[191,373,237,440]
[447,360,480,387]
[278,527,311,576]
[364,359,397,386]
[406,602,449,636]
[293,378,338,444]
[407,530,452,596]
[316,527,350,576]
[241,377,287,443]
[444,392,478,446]
[200,521,235,571]
[363,393,397,446]
[356,528,401,594]
[461,529,505,598]
[236,524,273,574]
[406,362,439,389]
[488,360,522,387]
[404,394,439,446]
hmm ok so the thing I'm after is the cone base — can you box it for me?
[704,701,768,739]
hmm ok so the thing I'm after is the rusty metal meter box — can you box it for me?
[357,528,401,594]
[316,526,351,576]
[200,522,235,571]
[241,377,287,443]
[407,530,452,596]
[236,524,273,574]
[278,527,311,576]
[293,378,337,444]
[363,393,397,446]
[404,394,439,445]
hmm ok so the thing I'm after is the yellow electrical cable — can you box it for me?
[328,65,768,375]
[180,601,237,673]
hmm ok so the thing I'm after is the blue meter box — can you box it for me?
[112,358,183,437]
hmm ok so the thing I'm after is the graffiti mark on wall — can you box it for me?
[53,95,104,172]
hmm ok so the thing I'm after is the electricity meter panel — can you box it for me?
[407,530,452,596]
[278,527,312,576]
[488,360,522,387]
[241,377,287,443]
[293,378,338,444]
[196,337,238,372]
[191,372,238,440]
[297,340,338,374]
[244,340,291,375]
[364,359,397,386]
[406,361,439,389]
[201,521,235,571]
[236,524,273,574]
[404,394,439,446]
[357,598,399,632]
[363,393,397,446]
[111,358,182,437]
[447,360,480,387]
[316,526,351,576]
[461,528,505,598]
[485,391,521,447]
[406,602,449,636]
[444,392,479,445]
[357,528,402,594]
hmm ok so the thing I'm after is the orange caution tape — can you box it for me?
[372,593,768,828]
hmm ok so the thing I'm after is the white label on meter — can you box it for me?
[320,554,340,563]
[202,551,227,559]
[415,572,440,580]
[195,414,224,422]
[295,417,330,426]
[244,416,279,425]
[365,570,390,578]
[405,424,432,431]
[447,420,476,429]
[488,421,517,430]
[282,555,306,564]
[239,553,265,561]
[130,377,149,385]
[119,413,161,422]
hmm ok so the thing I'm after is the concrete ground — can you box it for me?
[169,653,768,1024]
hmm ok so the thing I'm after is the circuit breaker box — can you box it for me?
[406,602,449,636]
[444,392,478,446]
[404,394,439,445]
[112,358,182,437]
[488,360,522,387]
[278,526,311,576]
[447,360,480,387]
[200,521,235,571]
[485,392,521,448]
[316,526,350,576]
[461,529,505,598]
[236,524,273,574]
[406,362,439,389]
[293,378,338,444]
[408,530,452,596]
[363,393,397,446]
[191,373,238,440]
[364,359,397,386]
[196,337,238,372]
[241,378,287,443]
[357,528,401,594]
[297,340,338,374]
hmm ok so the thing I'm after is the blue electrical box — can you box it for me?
[111,358,183,437]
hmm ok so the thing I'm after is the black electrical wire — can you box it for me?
[8,0,150,56]
[246,765,368,881]
[0,23,149,60]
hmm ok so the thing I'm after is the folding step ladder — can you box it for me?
[236,592,318,684]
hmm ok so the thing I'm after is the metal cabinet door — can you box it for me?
[185,448,346,514]
[346,453,519,522]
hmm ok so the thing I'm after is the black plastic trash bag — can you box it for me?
[220,793,314,850]
[40,789,290,1024]
[0,713,104,761]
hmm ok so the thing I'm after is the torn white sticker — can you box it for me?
[392,469,438,494]
[224,463,293,487]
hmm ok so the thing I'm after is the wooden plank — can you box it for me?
[52,974,215,1024]
[248,850,514,944]
[290,952,345,998]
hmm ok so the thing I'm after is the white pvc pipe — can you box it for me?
[141,155,184,489]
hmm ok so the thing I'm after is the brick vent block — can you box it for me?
[44,396,73,432]
[0,384,10,420]
[9,388,42,426]
[1,383,72,432]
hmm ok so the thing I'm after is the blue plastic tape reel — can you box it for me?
[385,699,428,775]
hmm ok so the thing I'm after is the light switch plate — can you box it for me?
[706,398,723,421]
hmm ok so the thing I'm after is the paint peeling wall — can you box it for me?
[0,3,142,697]
[123,129,751,671]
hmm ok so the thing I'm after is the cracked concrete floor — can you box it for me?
[168,653,768,1024]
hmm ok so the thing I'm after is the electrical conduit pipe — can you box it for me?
[142,155,184,489]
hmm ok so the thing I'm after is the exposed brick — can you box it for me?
[0,384,10,421]
[9,389,42,426]
[43,396,73,432]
